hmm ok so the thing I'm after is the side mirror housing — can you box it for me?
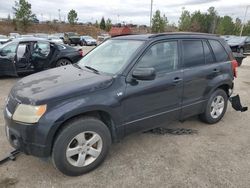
[132,67,156,81]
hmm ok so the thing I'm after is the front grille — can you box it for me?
[6,95,19,114]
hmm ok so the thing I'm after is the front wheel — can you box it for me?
[52,117,111,176]
[200,89,228,124]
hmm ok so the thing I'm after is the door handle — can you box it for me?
[213,69,220,73]
[173,77,182,85]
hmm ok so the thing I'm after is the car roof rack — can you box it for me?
[148,32,219,38]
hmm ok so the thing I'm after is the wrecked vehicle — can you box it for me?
[0,37,83,77]
[4,33,247,176]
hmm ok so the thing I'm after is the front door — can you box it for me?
[123,40,183,134]
[0,42,18,76]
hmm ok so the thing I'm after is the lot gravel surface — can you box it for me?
[0,54,250,188]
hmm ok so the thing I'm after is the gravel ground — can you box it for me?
[0,55,250,188]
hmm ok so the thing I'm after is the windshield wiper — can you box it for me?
[84,66,99,73]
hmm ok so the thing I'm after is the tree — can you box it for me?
[105,18,112,31]
[151,10,166,33]
[67,9,78,25]
[95,20,99,28]
[178,8,191,31]
[216,16,235,35]
[12,0,36,31]
[100,17,106,30]
[206,7,218,33]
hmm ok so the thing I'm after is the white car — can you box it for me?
[0,35,10,44]
[48,35,64,44]
[80,35,97,46]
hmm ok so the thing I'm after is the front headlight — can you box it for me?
[12,104,47,124]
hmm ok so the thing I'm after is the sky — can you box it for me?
[0,0,249,26]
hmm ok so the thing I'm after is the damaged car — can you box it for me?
[0,37,83,77]
[227,36,250,54]
[4,33,247,176]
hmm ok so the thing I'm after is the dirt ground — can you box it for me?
[0,55,250,188]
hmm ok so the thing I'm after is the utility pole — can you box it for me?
[150,0,153,28]
[58,9,61,22]
[240,5,250,36]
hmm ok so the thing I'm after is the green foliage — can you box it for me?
[100,17,106,30]
[216,16,235,35]
[105,18,112,32]
[151,10,167,33]
[177,6,250,35]
[178,8,191,31]
[12,0,36,31]
[67,9,78,25]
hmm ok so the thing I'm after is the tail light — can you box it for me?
[231,59,238,78]
[78,49,84,57]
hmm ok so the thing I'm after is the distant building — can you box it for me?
[109,26,132,37]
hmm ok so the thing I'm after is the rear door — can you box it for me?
[30,41,52,71]
[0,42,18,76]
[181,39,220,119]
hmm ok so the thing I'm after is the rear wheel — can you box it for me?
[200,89,228,124]
[52,117,111,176]
[56,59,72,67]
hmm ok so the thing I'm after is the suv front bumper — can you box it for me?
[4,108,54,158]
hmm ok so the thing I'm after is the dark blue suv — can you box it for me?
[4,33,238,176]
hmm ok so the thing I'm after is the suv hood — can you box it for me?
[11,65,113,105]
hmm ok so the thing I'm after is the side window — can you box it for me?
[136,41,178,74]
[2,42,18,56]
[33,41,51,58]
[182,40,204,67]
[203,41,215,64]
[16,43,30,60]
[209,40,229,62]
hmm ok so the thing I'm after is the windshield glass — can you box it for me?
[78,39,144,74]
[228,37,246,43]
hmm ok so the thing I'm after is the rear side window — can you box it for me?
[203,41,214,64]
[209,40,229,62]
[182,40,204,67]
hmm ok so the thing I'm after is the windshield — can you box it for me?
[78,39,144,74]
[228,37,246,43]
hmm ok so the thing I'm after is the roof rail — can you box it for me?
[148,32,219,38]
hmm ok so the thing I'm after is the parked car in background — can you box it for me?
[4,33,240,176]
[0,35,10,44]
[9,33,20,39]
[97,33,111,44]
[80,35,97,46]
[63,32,82,46]
[21,34,34,38]
[48,35,64,44]
[0,37,83,77]
[34,33,49,39]
[227,36,250,54]
[220,35,235,42]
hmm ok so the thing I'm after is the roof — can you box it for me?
[113,32,220,41]
[11,37,51,43]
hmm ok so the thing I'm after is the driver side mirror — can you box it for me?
[132,67,156,80]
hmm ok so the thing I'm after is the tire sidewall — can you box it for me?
[204,89,228,124]
[52,117,111,176]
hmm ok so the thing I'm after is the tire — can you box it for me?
[68,40,71,46]
[199,89,228,124]
[56,59,72,67]
[52,117,111,176]
[80,41,84,46]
